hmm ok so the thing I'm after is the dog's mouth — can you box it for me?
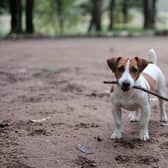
[120,81,131,92]
[121,86,130,92]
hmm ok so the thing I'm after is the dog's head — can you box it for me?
[107,56,148,91]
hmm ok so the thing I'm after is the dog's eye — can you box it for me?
[131,67,138,73]
[117,66,125,73]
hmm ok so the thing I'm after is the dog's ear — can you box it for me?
[107,57,121,73]
[135,57,149,72]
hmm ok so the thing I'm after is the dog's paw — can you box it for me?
[139,129,149,141]
[111,130,122,139]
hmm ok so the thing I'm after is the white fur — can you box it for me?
[111,49,167,141]
[118,60,135,89]
[148,48,157,64]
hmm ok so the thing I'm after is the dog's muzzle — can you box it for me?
[121,81,130,91]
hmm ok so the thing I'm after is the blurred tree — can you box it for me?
[35,0,80,35]
[122,0,128,24]
[26,0,34,33]
[151,0,157,28]
[34,0,57,34]
[143,0,150,29]
[56,0,64,33]
[9,0,22,33]
[0,0,9,14]
[88,0,102,32]
[109,0,115,30]
[143,0,157,29]
[0,0,158,36]
[9,0,35,34]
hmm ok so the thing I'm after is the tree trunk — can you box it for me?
[93,0,102,31]
[56,0,64,33]
[143,0,149,29]
[143,0,156,29]
[9,0,22,33]
[109,0,115,30]
[26,0,34,33]
[122,0,128,24]
[88,0,102,32]
[151,0,157,26]
[88,17,94,32]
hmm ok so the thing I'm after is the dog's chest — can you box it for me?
[116,92,141,111]
[121,99,140,111]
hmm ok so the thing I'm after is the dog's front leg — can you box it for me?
[111,105,122,139]
[139,104,150,141]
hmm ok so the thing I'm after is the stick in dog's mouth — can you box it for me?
[103,81,168,102]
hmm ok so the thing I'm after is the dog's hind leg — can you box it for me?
[159,96,168,122]
[158,77,168,122]
[159,99,167,122]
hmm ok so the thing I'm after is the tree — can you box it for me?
[93,0,102,31]
[151,0,157,27]
[122,0,128,24]
[9,0,22,33]
[143,0,157,29]
[26,0,34,33]
[109,0,115,30]
[88,0,102,32]
[0,0,9,14]
[56,0,64,33]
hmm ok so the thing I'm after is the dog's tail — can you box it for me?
[148,48,157,64]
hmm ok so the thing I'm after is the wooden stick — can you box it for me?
[103,81,168,102]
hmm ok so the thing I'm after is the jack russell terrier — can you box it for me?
[107,49,168,141]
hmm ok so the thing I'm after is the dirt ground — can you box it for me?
[0,37,168,168]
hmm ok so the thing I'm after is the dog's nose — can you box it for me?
[122,81,130,91]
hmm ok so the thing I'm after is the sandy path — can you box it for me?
[0,37,168,168]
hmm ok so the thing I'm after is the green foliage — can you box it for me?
[34,0,57,35]
[34,0,87,35]
[0,0,158,36]
[0,0,9,14]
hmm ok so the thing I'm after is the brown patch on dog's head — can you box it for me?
[107,57,128,79]
[107,57,122,73]
[129,57,141,80]
[134,57,149,72]
[107,56,149,81]
[129,57,149,80]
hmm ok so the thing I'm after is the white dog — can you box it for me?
[107,49,167,141]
